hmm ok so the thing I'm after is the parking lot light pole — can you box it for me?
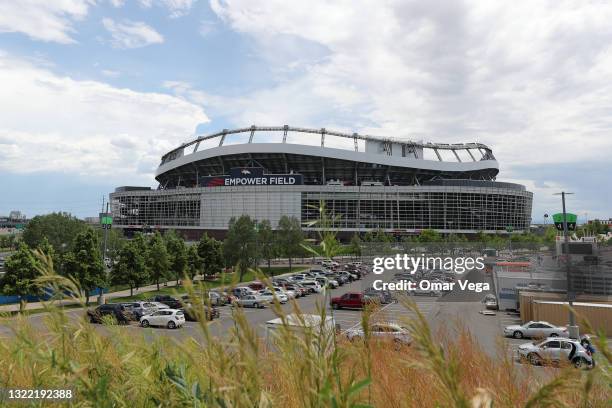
[553,192,578,339]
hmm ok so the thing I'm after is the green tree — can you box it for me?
[111,241,147,297]
[0,242,43,312]
[165,230,187,284]
[22,212,86,254]
[277,215,304,271]
[198,233,224,279]
[186,244,201,280]
[223,216,258,281]
[418,229,442,243]
[63,228,106,305]
[349,234,362,256]
[147,232,170,290]
[0,234,18,250]
[257,220,276,274]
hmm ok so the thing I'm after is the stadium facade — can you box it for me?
[110,126,533,240]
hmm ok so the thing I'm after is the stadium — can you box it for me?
[110,126,533,240]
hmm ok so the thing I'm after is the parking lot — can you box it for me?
[1,263,602,375]
[108,270,445,342]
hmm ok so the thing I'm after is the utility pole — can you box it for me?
[554,192,578,339]
[99,201,110,305]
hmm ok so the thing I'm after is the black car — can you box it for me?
[180,305,220,322]
[150,295,183,309]
[87,304,135,324]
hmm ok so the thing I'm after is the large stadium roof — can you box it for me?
[155,126,499,188]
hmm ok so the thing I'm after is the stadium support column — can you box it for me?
[321,157,325,185]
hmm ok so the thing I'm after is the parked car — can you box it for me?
[147,301,171,310]
[258,290,288,304]
[321,259,339,268]
[363,288,395,304]
[150,295,183,309]
[301,280,323,293]
[123,301,158,318]
[233,294,267,308]
[87,304,135,324]
[140,309,185,329]
[206,291,227,306]
[180,305,220,321]
[282,284,304,297]
[248,281,266,291]
[330,292,373,310]
[218,291,237,304]
[518,338,594,368]
[504,321,568,339]
[272,286,296,299]
[346,322,411,345]
[329,273,348,285]
[232,287,256,298]
[337,271,358,282]
[482,294,498,310]
[314,276,333,289]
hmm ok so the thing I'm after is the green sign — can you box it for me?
[552,213,577,231]
[99,212,113,229]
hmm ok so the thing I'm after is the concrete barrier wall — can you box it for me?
[529,300,612,336]
[519,291,612,322]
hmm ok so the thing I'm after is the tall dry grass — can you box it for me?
[0,252,609,407]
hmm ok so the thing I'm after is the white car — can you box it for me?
[517,338,593,368]
[321,259,339,268]
[346,322,411,345]
[233,294,267,308]
[504,321,568,339]
[272,286,296,299]
[301,280,323,293]
[258,290,288,304]
[140,309,185,329]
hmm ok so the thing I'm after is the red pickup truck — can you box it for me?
[330,292,369,310]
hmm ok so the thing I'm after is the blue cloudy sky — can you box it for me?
[1,0,611,222]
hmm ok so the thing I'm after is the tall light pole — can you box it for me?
[553,192,578,339]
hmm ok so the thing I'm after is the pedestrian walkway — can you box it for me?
[0,266,310,314]
[0,280,184,313]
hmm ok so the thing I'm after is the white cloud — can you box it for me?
[138,0,196,18]
[163,0,196,18]
[0,51,209,182]
[102,18,164,48]
[109,0,125,7]
[209,0,612,169]
[0,0,91,43]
